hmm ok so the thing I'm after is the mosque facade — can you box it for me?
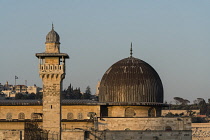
[0,26,192,140]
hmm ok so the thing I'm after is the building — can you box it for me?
[15,85,27,93]
[0,26,192,140]
[27,85,42,94]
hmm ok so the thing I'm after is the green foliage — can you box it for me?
[82,86,91,99]
[15,93,24,99]
[63,84,92,99]
[198,98,207,115]
[165,112,184,117]
[174,97,190,105]
[15,93,40,100]
[28,93,36,99]
[36,92,43,99]
[191,117,208,123]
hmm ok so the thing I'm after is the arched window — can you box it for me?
[67,113,74,120]
[31,113,38,120]
[125,107,135,117]
[6,113,12,120]
[87,112,96,119]
[78,113,83,120]
[18,112,25,120]
[148,107,156,117]
[165,126,172,131]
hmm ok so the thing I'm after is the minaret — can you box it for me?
[36,25,69,139]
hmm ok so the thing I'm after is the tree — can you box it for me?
[15,93,24,99]
[36,92,43,99]
[82,86,91,99]
[174,97,190,105]
[197,98,207,115]
[28,93,36,99]
[72,88,82,99]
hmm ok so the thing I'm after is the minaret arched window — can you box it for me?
[6,113,12,120]
[67,113,73,120]
[18,112,25,120]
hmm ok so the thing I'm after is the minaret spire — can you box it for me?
[130,42,133,57]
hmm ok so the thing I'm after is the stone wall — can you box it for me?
[0,105,100,120]
[107,106,151,117]
[0,106,42,120]
[192,123,210,140]
[62,130,84,140]
[0,130,24,140]
[90,130,192,140]
[62,105,100,119]
[62,122,94,131]
[0,122,24,130]
[61,129,191,140]
[98,117,191,131]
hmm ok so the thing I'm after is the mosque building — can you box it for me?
[0,26,192,140]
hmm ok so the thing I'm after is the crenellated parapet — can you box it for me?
[39,73,65,81]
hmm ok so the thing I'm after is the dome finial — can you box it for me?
[130,42,133,57]
[45,23,60,44]
[52,23,54,30]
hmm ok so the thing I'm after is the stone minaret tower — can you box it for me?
[36,25,69,139]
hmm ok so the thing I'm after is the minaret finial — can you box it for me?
[52,23,54,30]
[130,42,133,57]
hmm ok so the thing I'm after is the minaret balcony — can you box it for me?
[39,64,64,73]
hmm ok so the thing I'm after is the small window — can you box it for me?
[165,126,172,131]
[78,113,83,120]
[87,112,96,119]
[31,113,38,120]
[67,113,74,120]
[125,107,135,117]
[18,112,25,120]
[6,113,12,120]
[148,107,156,117]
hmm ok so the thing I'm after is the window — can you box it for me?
[165,126,172,131]
[87,112,96,119]
[148,107,156,117]
[67,113,73,120]
[6,113,12,120]
[125,107,135,117]
[78,113,83,120]
[18,112,25,120]
[31,113,38,120]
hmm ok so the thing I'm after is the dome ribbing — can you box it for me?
[99,57,163,103]
[45,25,60,44]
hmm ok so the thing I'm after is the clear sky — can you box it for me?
[0,1,210,103]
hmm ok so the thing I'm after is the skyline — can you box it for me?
[0,1,210,102]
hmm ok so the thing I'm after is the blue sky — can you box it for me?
[0,1,210,103]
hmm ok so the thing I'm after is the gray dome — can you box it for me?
[99,56,163,103]
[45,26,60,44]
